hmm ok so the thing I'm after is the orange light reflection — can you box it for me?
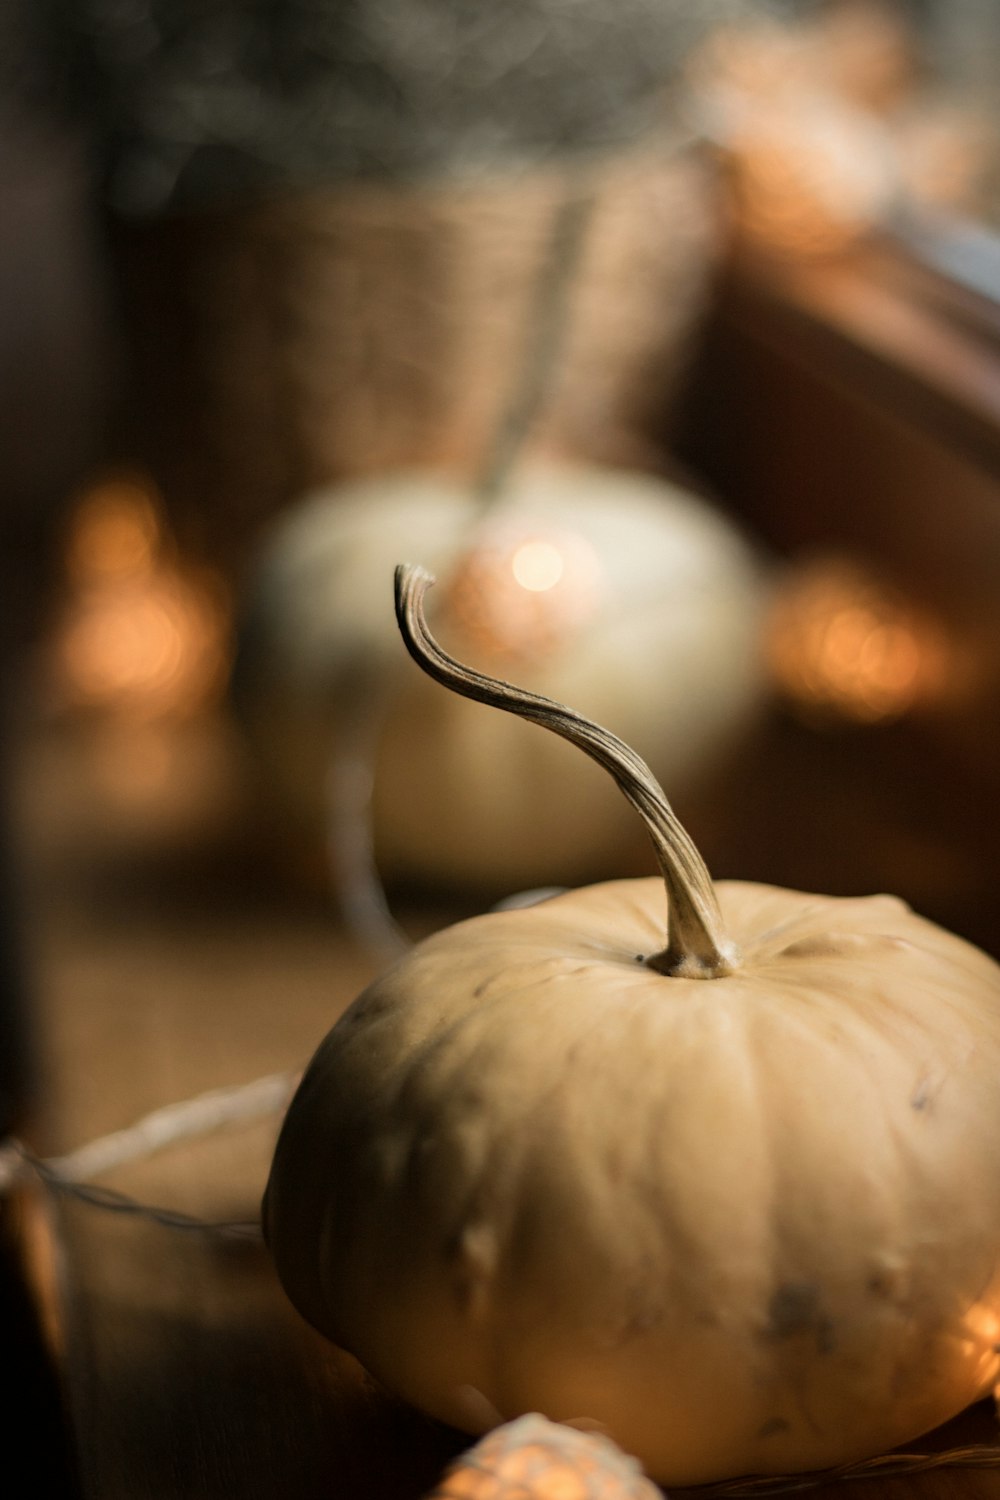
[446,525,604,662]
[766,557,952,724]
[53,474,230,719]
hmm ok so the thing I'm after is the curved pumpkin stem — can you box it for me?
[394,563,739,979]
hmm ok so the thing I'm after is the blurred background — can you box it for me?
[3,1,1000,1492]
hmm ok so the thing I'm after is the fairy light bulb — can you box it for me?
[429,1415,661,1500]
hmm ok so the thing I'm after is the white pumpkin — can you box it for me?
[263,565,1000,1486]
[235,464,766,892]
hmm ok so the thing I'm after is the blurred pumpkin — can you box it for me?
[233,464,766,893]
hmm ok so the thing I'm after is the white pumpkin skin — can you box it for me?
[264,876,1000,1485]
[235,465,765,890]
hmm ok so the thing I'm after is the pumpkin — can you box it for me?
[235,463,765,892]
[263,564,1000,1486]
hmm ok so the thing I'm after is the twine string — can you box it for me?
[324,675,411,970]
[0,1069,300,1238]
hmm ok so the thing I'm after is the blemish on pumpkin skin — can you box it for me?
[613,1302,666,1344]
[765,1283,836,1354]
[758,1417,790,1439]
[451,1221,497,1323]
[867,1254,908,1302]
[910,1072,945,1111]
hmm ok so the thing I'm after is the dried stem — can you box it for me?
[394,564,739,979]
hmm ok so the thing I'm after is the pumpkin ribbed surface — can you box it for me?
[264,877,1000,1485]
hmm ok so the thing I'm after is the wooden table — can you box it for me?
[7,707,1000,1499]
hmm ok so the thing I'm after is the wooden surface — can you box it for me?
[5,700,1000,1500]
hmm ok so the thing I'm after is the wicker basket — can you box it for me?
[108,142,722,567]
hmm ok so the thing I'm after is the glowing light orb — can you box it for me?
[511,540,566,594]
[67,477,160,583]
[53,473,230,718]
[446,524,604,662]
[766,555,951,724]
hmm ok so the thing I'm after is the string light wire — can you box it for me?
[0,1068,300,1239]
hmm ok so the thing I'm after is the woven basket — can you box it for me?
[108,143,721,567]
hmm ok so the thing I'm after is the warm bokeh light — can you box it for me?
[66,477,161,584]
[52,474,230,718]
[685,5,986,257]
[766,556,952,724]
[721,100,898,258]
[57,572,226,715]
[958,1299,1000,1397]
[687,18,817,106]
[896,110,996,214]
[446,524,604,661]
[812,0,918,114]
